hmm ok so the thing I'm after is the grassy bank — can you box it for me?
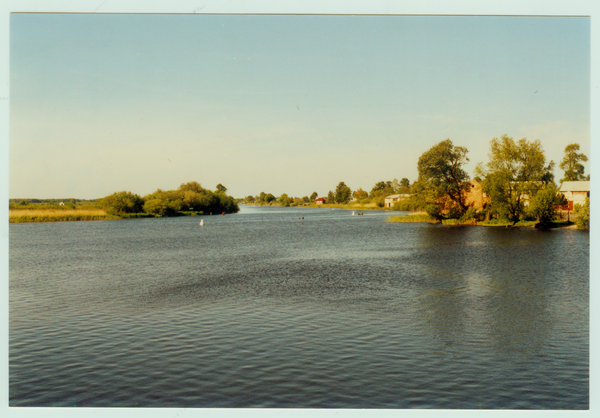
[387,213,439,223]
[9,209,115,223]
[388,214,574,229]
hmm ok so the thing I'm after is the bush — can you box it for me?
[100,191,144,215]
[574,198,590,230]
[527,185,560,226]
[459,207,479,223]
[425,203,442,220]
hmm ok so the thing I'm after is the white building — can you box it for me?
[559,181,590,210]
[384,194,411,208]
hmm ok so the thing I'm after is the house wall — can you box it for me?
[464,181,488,210]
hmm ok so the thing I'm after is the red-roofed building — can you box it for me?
[315,197,326,205]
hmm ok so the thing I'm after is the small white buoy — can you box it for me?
[199,219,204,226]
[352,211,355,216]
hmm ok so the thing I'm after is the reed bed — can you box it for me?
[387,214,439,223]
[9,209,111,223]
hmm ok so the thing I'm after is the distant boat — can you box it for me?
[199,219,204,226]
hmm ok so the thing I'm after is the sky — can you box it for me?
[8,13,591,199]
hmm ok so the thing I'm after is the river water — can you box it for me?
[9,205,589,409]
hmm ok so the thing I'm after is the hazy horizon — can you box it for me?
[9,14,590,200]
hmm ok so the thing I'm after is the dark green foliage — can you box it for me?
[527,185,561,226]
[459,207,480,223]
[425,203,443,220]
[417,139,471,215]
[560,143,588,182]
[400,178,410,188]
[258,192,276,205]
[100,191,145,215]
[278,193,291,207]
[143,183,239,216]
[310,192,318,201]
[334,182,352,203]
[216,183,228,193]
[327,190,335,204]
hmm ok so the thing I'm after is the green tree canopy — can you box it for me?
[417,139,470,214]
[310,192,318,201]
[353,188,368,199]
[560,143,588,182]
[179,181,204,193]
[216,183,228,193]
[477,135,554,223]
[100,191,144,214]
[327,190,335,204]
[574,198,590,230]
[400,178,410,188]
[527,184,561,226]
[278,193,291,207]
[142,181,239,216]
[334,182,352,203]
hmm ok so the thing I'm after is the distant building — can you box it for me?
[384,194,411,208]
[559,181,590,210]
[315,197,326,205]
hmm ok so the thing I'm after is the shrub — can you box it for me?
[574,198,590,230]
[100,191,144,215]
[527,185,560,226]
[425,203,442,220]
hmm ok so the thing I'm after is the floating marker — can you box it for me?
[199,219,204,226]
[352,211,355,216]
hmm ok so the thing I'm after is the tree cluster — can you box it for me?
[100,182,239,216]
[414,136,588,226]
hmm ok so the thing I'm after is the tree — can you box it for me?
[371,181,393,195]
[278,193,291,206]
[353,188,368,199]
[477,135,554,223]
[527,184,561,226]
[100,191,144,214]
[417,139,471,215]
[334,182,352,203]
[574,198,590,230]
[310,192,318,201]
[327,190,335,204]
[216,183,228,193]
[560,143,588,182]
[400,178,410,188]
[179,181,204,193]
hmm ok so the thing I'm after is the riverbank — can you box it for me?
[244,202,390,211]
[387,213,575,229]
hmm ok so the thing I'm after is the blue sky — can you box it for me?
[9,13,590,199]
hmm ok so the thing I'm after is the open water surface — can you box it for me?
[9,205,589,408]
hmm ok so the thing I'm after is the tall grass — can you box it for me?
[387,214,439,223]
[9,209,112,223]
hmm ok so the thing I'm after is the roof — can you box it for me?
[385,194,411,199]
[559,181,590,193]
[315,197,326,201]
